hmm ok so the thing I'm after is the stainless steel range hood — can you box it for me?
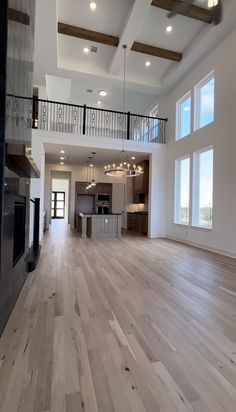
[6,143,40,178]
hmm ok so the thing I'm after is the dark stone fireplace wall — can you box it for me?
[0,0,35,335]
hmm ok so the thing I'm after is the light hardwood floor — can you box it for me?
[1,221,236,412]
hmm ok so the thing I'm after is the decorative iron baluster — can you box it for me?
[42,102,47,130]
[105,112,110,137]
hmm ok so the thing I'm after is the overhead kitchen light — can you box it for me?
[60,150,65,154]
[166,25,173,33]
[97,100,101,105]
[89,1,97,11]
[60,157,64,160]
[104,45,143,178]
[99,89,108,97]
[145,61,151,67]
[208,0,218,7]
[60,162,64,165]
[83,47,90,54]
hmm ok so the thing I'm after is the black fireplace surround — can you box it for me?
[0,0,37,335]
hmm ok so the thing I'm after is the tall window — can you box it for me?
[192,147,213,228]
[176,92,191,140]
[174,156,190,225]
[194,72,215,130]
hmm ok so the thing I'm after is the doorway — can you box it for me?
[51,191,65,219]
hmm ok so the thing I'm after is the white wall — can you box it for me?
[157,27,236,257]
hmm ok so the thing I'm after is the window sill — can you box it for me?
[194,119,214,133]
[175,133,191,142]
[173,223,190,227]
[173,223,212,232]
[191,225,212,232]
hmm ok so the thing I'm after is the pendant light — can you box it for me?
[104,45,143,178]
[86,152,97,190]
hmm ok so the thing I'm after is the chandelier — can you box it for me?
[104,45,143,178]
[104,151,143,177]
[85,152,97,190]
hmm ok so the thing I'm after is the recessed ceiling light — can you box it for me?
[97,100,101,105]
[131,156,135,160]
[166,25,173,33]
[84,47,90,54]
[145,61,151,67]
[60,157,64,160]
[89,1,96,10]
[60,150,65,154]
[99,89,108,97]
[60,162,64,165]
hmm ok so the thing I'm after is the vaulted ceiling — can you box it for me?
[34,0,236,113]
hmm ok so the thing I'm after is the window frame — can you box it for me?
[194,71,215,131]
[176,91,192,141]
[174,155,191,226]
[192,146,214,229]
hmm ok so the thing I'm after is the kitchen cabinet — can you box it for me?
[127,213,148,235]
[75,182,112,195]
[133,160,149,203]
[140,214,148,235]
[112,183,125,228]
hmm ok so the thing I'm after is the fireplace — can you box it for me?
[13,201,26,267]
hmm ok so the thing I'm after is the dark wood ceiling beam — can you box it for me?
[58,22,182,63]
[8,8,30,25]
[58,22,119,48]
[131,42,182,62]
[151,0,213,24]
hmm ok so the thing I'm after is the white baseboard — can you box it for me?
[166,236,236,259]
[148,233,166,239]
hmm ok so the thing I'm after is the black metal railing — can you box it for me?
[6,95,167,143]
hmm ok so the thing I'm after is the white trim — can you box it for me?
[174,155,190,225]
[167,236,236,259]
[175,90,192,141]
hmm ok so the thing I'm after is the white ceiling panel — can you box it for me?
[58,0,134,36]
[58,34,172,88]
[58,34,115,75]
[136,6,205,52]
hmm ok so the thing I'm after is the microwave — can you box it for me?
[97,194,110,201]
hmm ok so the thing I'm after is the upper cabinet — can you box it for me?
[75,182,112,195]
[133,160,149,194]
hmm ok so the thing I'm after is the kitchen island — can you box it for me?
[77,213,121,239]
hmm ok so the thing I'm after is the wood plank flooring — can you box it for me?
[0,220,236,412]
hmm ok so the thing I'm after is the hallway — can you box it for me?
[0,222,236,411]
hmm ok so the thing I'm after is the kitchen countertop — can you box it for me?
[127,212,148,215]
[78,213,122,216]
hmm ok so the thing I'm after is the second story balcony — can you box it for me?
[6,95,168,144]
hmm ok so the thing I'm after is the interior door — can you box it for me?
[51,191,65,219]
[112,183,125,228]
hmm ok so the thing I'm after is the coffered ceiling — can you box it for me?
[34,0,236,113]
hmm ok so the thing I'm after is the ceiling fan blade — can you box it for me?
[167,0,195,19]
[212,0,222,25]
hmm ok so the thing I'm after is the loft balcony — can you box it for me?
[6,95,167,144]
